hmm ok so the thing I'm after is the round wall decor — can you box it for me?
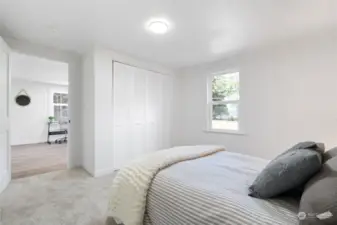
[15,89,31,106]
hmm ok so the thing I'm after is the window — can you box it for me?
[53,93,68,122]
[207,72,240,132]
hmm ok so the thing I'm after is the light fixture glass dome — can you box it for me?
[148,21,169,34]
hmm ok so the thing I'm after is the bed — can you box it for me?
[107,146,300,225]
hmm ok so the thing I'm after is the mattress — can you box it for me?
[144,151,299,225]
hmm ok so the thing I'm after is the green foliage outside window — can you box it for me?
[212,74,239,120]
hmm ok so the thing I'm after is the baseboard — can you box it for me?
[94,168,117,177]
[11,142,47,147]
[81,166,95,177]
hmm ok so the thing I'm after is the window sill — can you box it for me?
[203,129,246,135]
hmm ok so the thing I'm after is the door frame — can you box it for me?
[0,37,11,194]
[2,38,82,173]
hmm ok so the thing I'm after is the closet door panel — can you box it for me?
[154,73,164,149]
[113,62,173,168]
[162,75,173,148]
[132,69,146,124]
[131,124,146,159]
[131,69,147,158]
[146,71,157,123]
[113,62,134,168]
[114,63,134,126]
[113,125,130,169]
[146,122,158,153]
[146,72,163,151]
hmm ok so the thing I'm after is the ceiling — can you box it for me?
[0,0,336,69]
[11,53,68,85]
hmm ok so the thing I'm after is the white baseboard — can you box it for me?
[11,141,46,146]
[94,168,117,177]
[81,166,95,177]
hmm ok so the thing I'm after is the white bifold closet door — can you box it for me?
[113,62,172,169]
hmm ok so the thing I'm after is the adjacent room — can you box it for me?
[10,53,69,179]
[0,1,336,225]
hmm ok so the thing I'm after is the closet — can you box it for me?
[113,62,173,169]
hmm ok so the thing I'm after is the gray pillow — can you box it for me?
[323,147,337,163]
[299,157,337,225]
[248,142,323,199]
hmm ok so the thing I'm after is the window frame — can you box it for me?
[206,71,244,135]
[52,92,69,122]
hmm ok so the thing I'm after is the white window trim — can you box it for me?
[205,71,245,135]
[52,92,69,121]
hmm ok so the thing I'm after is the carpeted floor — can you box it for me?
[0,169,116,225]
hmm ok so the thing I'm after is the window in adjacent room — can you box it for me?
[53,93,68,122]
[207,72,240,132]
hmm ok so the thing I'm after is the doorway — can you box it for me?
[10,52,69,179]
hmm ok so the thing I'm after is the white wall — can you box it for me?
[174,31,337,159]
[5,38,82,168]
[92,49,114,176]
[11,52,69,85]
[11,79,67,145]
[82,46,175,176]
[81,53,95,175]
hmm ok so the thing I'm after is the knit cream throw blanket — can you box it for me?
[107,145,225,225]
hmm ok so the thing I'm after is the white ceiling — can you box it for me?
[0,0,336,69]
[11,52,68,85]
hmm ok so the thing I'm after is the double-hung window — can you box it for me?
[53,93,68,122]
[207,72,240,132]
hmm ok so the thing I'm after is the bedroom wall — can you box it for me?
[11,79,68,145]
[81,53,95,175]
[173,30,337,159]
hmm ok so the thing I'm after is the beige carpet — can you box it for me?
[12,143,67,179]
[0,169,115,225]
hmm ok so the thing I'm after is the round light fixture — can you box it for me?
[148,21,169,34]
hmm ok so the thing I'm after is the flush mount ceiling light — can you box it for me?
[147,20,169,34]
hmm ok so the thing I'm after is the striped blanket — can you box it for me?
[144,151,299,225]
[107,145,225,225]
